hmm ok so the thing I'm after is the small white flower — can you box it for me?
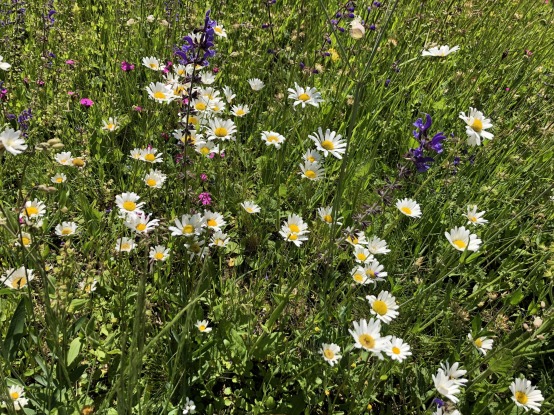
[422,45,460,57]
[459,107,493,146]
[320,343,342,366]
[51,173,67,184]
[440,361,468,386]
[261,131,285,148]
[182,397,197,414]
[396,198,421,218]
[0,55,12,71]
[367,236,391,255]
[309,128,346,159]
[468,333,494,355]
[287,82,324,108]
[200,71,216,85]
[214,24,227,37]
[115,237,135,253]
[231,104,250,117]
[146,82,175,103]
[195,320,212,333]
[6,385,29,411]
[54,151,74,165]
[142,56,161,70]
[353,245,374,264]
[210,231,230,247]
[299,160,324,180]
[445,226,481,252]
[241,201,260,214]
[510,377,544,412]
[102,117,119,132]
[0,128,27,155]
[222,86,235,103]
[150,245,170,261]
[248,78,265,91]
[383,336,412,362]
[433,369,462,403]
[465,205,488,226]
[55,221,78,236]
[349,318,385,356]
[3,267,34,290]
[366,291,399,324]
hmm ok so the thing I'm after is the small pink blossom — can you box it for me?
[80,98,94,107]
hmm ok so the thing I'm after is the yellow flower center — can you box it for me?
[267,135,279,142]
[357,253,367,261]
[199,325,206,331]
[304,170,316,179]
[149,63,158,69]
[298,93,310,101]
[366,269,376,278]
[246,207,254,213]
[25,206,39,216]
[323,349,335,359]
[236,109,245,115]
[144,153,156,162]
[146,178,157,187]
[212,105,220,112]
[183,225,195,234]
[470,118,483,133]
[136,223,147,232]
[174,86,185,96]
[358,334,375,349]
[323,214,332,223]
[73,158,85,167]
[321,140,335,150]
[353,273,364,282]
[11,277,26,288]
[515,391,528,405]
[401,206,412,215]
[153,91,166,100]
[452,239,467,249]
[189,116,199,125]
[154,252,164,260]
[122,201,136,211]
[121,243,131,251]
[195,102,207,111]
[56,177,63,183]
[289,224,300,233]
[214,127,228,137]
[200,147,210,155]
[61,227,73,235]
[288,234,298,241]
[10,391,20,400]
[474,338,483,348]
[21,237,31,246]
[178,69,185,75]
[307,156,316,162]
[107,123,115,130]
[469,216,478,222]
[215,27,223,33]
[392,346,401,355]
[347,236,359,245]
[207,219,217,227]
[372,300,388,316]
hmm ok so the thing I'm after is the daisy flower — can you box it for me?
[203,211,226,231]
[309,128,346,159]
[223,86,235,103]
[366,291,399,324]
[282,214,309,235]
[6,385,29,411]
[422,45,460,57]
[459,107,493,146]
[396,198,422,218]
[367,236,391,255]
[146,82,175,103]
[150,245,170,261]
[231,104,250,117]
[299,161,325,180]
[182,397,197,414]
[15,232,32,248]
[248,78,265,91]
[141,147,163,163]
[55,221,78,236]
[130,148,143,160]
[261,131,285,148]
[173,64,189,77]
[21,199,46,220]
[433,369,462,403]
[439,362,468,386]
[0,55,12,71]
[345,230,368,247]
[115,237,135,253]
[510,377,544,412]
[303,149,322,164]
[195,140,220,157]
[54,151,74,165]
[280,227,309,247]
[144,169,167,189]
[349,318,385,355]
[174,129,199,145]
[0,128,27,155]
[468,333,494,355]
[445,226,481,252]
[210,231,230,247]
[200,71,216,85]
[353,245,374,264]
[169,213,204,236]
[241,201,260,214]
[287,82,324,108]
[186,240,209,258]
[3,267,34,290]
[115,192,145,216]
[383,336,412,362]
[142,56,162,70]
[124,213,160,234]
[317,206,342,225]
[79,279,98,293]
[206,117,236,141]
[214,24,227,37]
[363,260,387,284]
[195,320,212,333]
[465,205,488,226]
[320,343,342,366]
[191,97,211,114]
[102,117,119,132]
[51,173,67,184]
[351,266,369,284]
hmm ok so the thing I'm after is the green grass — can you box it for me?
[0,0,553,414]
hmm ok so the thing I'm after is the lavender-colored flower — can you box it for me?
[80,98,94,107]
[425,132,446,153]
[413,113,432,136]
[65,59,75,65]
[121,61,135,71]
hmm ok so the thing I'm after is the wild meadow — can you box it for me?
[0,0,553,414]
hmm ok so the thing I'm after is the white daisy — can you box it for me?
[241,201,260,214]
[200,71,216,85]
[459,107,493,146]
[279,227,309,247]
[142,56,162,70]
[353,245,374,264]
[182,397,197,414]
[6,385,29,411]
[141,147,163,163]
[195,140,220,157]
[203,211,226,231]
[345,230,368,247]
[317,206,342,225]
[231,104,250,117]
[115,192,145,216]
[303,149,322,164]
[185,239,209,259]
[222,86,235,103]
[363,260,387,284]
[510,377,544,413]
[206,117,236,141]
[124,213,160,234]
[261,131,286,148]
[299,161,325,180]
[79,279,98,293]
[169,213,204,236]
[396,198,422,218]
[366,291,399,324]
[468,333,494,355]
[351,266,369,285]
[173,64,190,77]
[146,82,175,104]
[21,199,46,220]
[191,96,211,114]
[210,231,230,247]
[349,318,385,355]
[0,55,12,71]
[320,343,342,366]
[367,236,391,255]
[115,237,135,253]
[214,24,227,37]
[144,169,167,189]
[150,245,170,261]
[55,221,78,236]
[440,361,468,386]
[15,232,32,248]
[309,128,346,159]
[102,117,119,132]
[287,82,324,108]
[465,205,488,226]
[383,336,412,362]
[51,173,67,184]
[445,226,481,252]
[248,78,265,91]
[2,267,34,290]
[195,320,212,333]
[54,151,73,165]
[0,128,27,155]
[422,45,460,57]
[433,369,462,403]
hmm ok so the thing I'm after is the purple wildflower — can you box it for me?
[80,98,94,108]
[121,61,135,71]
[198,192,212,206]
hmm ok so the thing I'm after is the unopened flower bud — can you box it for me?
[51,143,65,149]
[47,138,61,145]
[533,317,543,328]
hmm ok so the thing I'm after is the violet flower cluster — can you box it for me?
[405,114,446,172]
[174,10,217,67]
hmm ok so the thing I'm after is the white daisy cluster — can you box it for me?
[445,204,486,253]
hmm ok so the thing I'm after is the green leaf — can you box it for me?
[67,337,82,366]
[508,289,525,305]
[4,298,27,362]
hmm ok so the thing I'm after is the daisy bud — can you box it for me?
[350,18,365,39]
[51,143,65,149]
[533,317,543,328]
